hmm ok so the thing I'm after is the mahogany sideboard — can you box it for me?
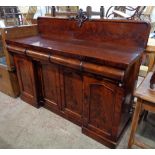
[6,17,150,148]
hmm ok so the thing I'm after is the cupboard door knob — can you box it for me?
[118,83,123,87]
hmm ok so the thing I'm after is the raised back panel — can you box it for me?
[37,17,150,48]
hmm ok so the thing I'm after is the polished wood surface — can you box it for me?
[14,55,38,107]
[60,67,83,125]
[7,35,144,70]
[6,17,150,148]
[7,17,150,69]
[37,17,149,47]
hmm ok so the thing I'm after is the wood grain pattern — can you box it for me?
[83,76,116,135]
[60,67,83,125]
[6,35,145,69]
[38,17,150,48]
[40,62,61,111]
[6,17,150,70]
[6,17,151,148]
[14,55,38,107]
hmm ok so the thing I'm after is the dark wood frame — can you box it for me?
[6,17,150,148]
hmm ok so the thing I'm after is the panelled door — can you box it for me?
[60,67,83,125]
[40,62,61,111]
[83,76,117,137]
[14,55,38,107]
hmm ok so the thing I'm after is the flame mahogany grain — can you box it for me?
[6,17,150,148]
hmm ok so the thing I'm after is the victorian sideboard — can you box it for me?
[6,17,150,148]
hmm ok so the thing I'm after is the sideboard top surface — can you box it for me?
[6,17,151,69]
[7,35,143,68]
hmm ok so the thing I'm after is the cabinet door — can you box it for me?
[14,55,38,107]
[83,76,117,137]
[60,67,83,125]
[40,62,61,111]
